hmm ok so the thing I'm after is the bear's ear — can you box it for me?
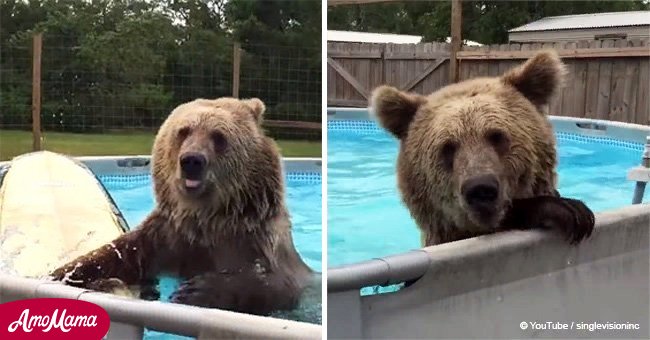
[371,86,426,139]
[242,98,265,123]
[501,50,566,110]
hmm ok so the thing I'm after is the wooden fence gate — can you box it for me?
[327,42,450,107]
[327,39,650,126]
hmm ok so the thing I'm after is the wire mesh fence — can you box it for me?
[0,33,321,160]
[0,33,32,131]
[240,42,321,140]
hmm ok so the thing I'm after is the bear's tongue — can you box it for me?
[185,179,201,188]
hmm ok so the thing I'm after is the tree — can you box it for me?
[0,0,322,136]
[328,0,650,44]
[224,0,322,123]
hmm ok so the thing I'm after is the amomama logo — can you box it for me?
[0,298,110,339]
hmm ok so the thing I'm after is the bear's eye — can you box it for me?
[211,131,228,152]
[177,127,191,140]
[485,129,510,153]
[440,141,458,171]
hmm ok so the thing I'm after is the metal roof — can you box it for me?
[328,30,423,44]
[327,30,483,46]
[509,11,650,33]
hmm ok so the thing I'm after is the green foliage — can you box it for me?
[328,0,650,44]
[225,0,321,139]
[1,0,321,140]
[0,86,31,127]
[226,0,321,49]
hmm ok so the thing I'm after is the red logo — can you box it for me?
[0,298,110,339]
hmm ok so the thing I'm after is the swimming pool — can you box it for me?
[98,168,322,339]
[327,113,649,268]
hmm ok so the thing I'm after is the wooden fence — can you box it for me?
[327,39,650,125]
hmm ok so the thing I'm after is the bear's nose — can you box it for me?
[179,152,207,179]
[461,175,499,207]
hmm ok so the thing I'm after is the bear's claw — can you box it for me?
[559,198,595,244]
[170,274,230,309]
[537,196,595,244]
[170,271,302,315]
[505,196,595,245]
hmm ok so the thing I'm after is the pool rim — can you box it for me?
[327,106,650,145]
[326,107,649,292]
[0,156,322,175]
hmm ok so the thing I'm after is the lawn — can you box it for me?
[0,130,321,161]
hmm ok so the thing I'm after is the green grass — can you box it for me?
[0,130,321,161]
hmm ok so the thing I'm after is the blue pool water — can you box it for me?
[327,120,648,268]
[98,173,322,339]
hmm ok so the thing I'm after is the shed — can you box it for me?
[508,11,650,43]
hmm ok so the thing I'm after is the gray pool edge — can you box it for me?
[327,203,650,291]
[0,274,321,339]
[0,156,322,339]
[328,204,650,338]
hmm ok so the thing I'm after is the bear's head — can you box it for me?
[372,50,565,234]
[151,97,283,217]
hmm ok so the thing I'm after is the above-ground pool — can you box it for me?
[98,165,322,339]
[327,111,649,269]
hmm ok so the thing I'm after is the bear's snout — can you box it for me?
[180,152,207,180]
[461,174,500,213]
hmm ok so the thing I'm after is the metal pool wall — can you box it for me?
[328,204,649,339]
[0,156,322,340]
[327,108,650,339]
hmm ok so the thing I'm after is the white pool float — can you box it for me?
[0,151,128,279]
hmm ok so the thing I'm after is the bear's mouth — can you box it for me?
[185,179,201,188]
[182,178,204,195]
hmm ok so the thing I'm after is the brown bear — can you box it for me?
[371,50,595,247]
[50,97,313,316]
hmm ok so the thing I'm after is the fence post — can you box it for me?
[449,0,462,83]
[31,32,42,151]
[232,42,241,98]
